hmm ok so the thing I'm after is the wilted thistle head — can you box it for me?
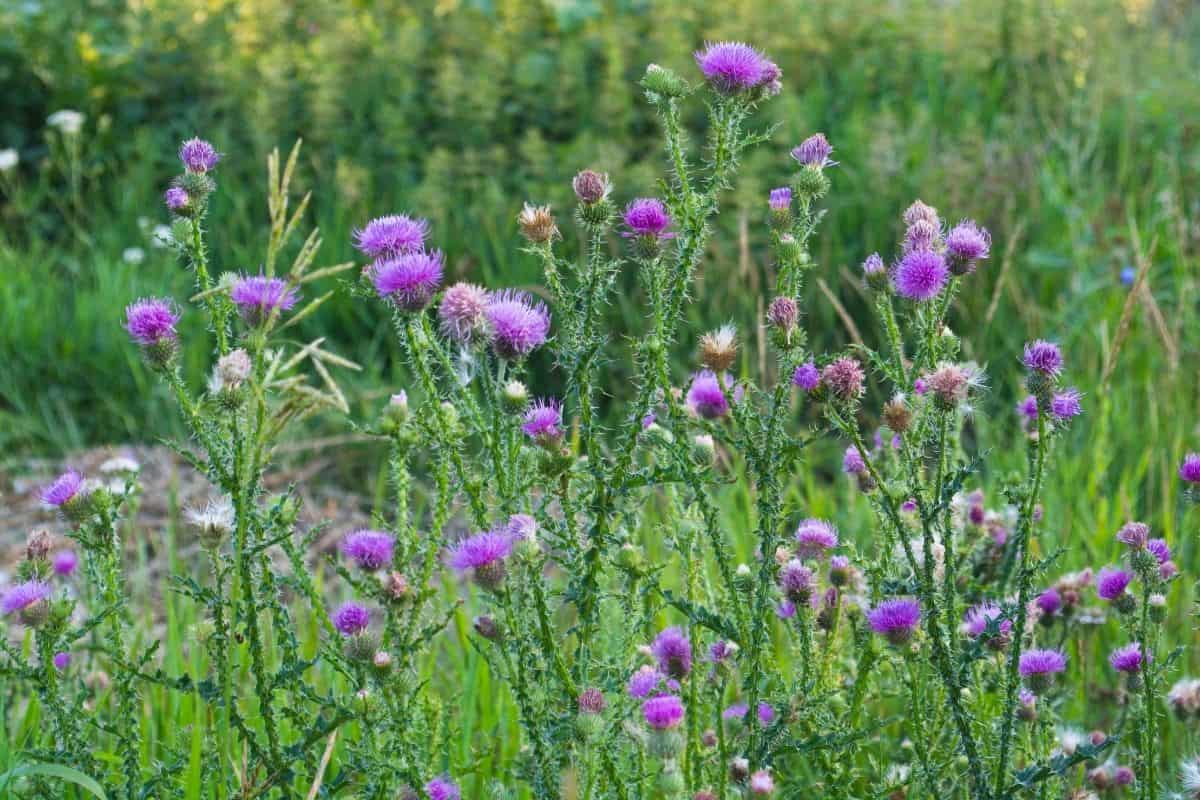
[164,186,189,212]
[230,275,300,325]
[893,249,949,301]
[882,394,912,433]
[448,530,514,590]
[686,371,735,419]
[699,325,738,371]
[946,219,991,274]
[693,41,777,94]
[124,297,181,352]
[516,203,559,244]
[778,559,815,604]
[642,694,685,730]
[794,518,838,558]
[352,214,429,259]
[424,776,461,800]
[821,357,865,402]
[179,137,221,173]
[1050,388,1083,422]
[1108,642,1144,674]
[332,602,370,636]
[792,361,820,392]
[1019,649,1067,692]
[485,290,551,360]
[522,399,564,447]
[867,598,921,645]
[925,362,980,410]
[438,282,490,345]
[370,251,444,311]
[791,133,835,168]
[1,581,53,626]
[1179,453,1200,485]
[341,529,395,571]
[651,626,693,679]
[577,687,606,715]
[622,198,675,239]
[1022,340,1064,377]
[184,497,234,549]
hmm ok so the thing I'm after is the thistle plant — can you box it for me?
[4,40,1198,800]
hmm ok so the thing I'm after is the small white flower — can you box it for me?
[150,224,173,248]
[1181,756,1200,795]
[122,247,145,265]
[99,456,140,475]
[46,110,85,135]
[0,148,18,171]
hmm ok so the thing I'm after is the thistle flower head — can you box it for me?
[522,398,564,445]
[622,198,674,239]
[1096,566,1132,601]
[341,529,396,571]
[821,357,865,401]
[627,665,665,698]
[485,290,551,359]
[370,251,444,311]
[861,252,887,288]
[1018,395,1039,420]
[424,776,461,800]
[903,200,940,229]
[1,581,52,617]
[53,550,78,577]
[353,214,429,259]
[1035,587,1062,616]
[124,297,181,346]
[867,598,921,645]
[53,652,71,670]
[1116,522,1150,551]
[516,203,560,244]
[1050,388,1083,421]
[842,446,866,475]
[438,282,490,344]
[332,602,370,636]
[699,325,738,371]
[642,694,684,729]
[691,371,734,419]
[767,296,799,334]
[448,530,513,572]
[962,602,1012,640]
[41,469,86,508]
[1022,340,1063,376]
[230,275,300,325]
[903,219,940,253]
[794,518,838,558]
[893,249,949,301]
[572,169,610,204]
[1019,649,1067,692]
[1108,642,1144,674]
[792,361,820,392]
[164,186,189,211]
[1179,453,1200,484]
[1147,538,1171,565]
[577,688,606,714]
[650,626,692,679]
[179,138,221,173]
[693,41,777,93]
[924,362,980,409]
[778,559,815,603]
[946,219,991,270]
[184,497,234,548]
[768,187,792,211]
[791,133,835,168]
[749,770,775,795]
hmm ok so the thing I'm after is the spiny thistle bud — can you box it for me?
[381,391,410,434]
[473,615,500,641]
[343,632,378,662]
[768,187,792,229]
[216,348,252,390]
[699,325,738,371]
[1149,593,1167,623]
[766,296,799,346]
[641,63,690,98]
[862,253,890,293]
[882,394,912,433]
[617,543,646,575]
[776,233,803,266]
[372,650,393,673]
[792,165,830,200]
[692,434,716,463]
[517,203,559,244]
[175,170,216,206]
[734,563,754,592]
[573,169,611,205]
[502,379,529,412]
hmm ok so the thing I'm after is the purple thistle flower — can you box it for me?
[230,275,300,325]
[722,702,749,721]
[946,219,991,263]
[522,399,563,445]
[1,581,51,617]
[340,529,395,571]
[505,513,537,542]
[867,598,921,645]
[902,220,940,254]
[862,252,886,277]
[1097,566,1132,601]
[642,694,684,730]
[791,133,835,168]
[1115,522,1150,551]
[1109,642,1144,674]
[370,251,444,311]
[1022,340,1063,377]
[686,371,735,419]
[1179,453,1200,484]
[41,469,85,508]
[769,187,792,211]
[1018,395,1039,421]
[1050,388,1083,421]
[124,297,181,346]
[1147,539,1171,565]
[650,626,692,679]
[842,446,866,475]
[757,702,775,725]
[179,138,220,173]
[821,357,865,401]
[622,198,675,239]
[332,602,370,636]
[627,665,664,698]
[438,282,490,344]
[893,249,949,301]
[353,214,429,259]
[424,776,461,800]
[693,42,776,93]
[794,519,838,558]
[164,186,189,212]
[778,560,815,603]
[708,640,735,665]
[963,603,1012,640]
[485,290,551,359]
[792,361,820,392]
[1019,649,1067,692]
[52,652,71,670]
[52,550,78,577]
[1035,588,1062,616]
[448,531,513,572]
